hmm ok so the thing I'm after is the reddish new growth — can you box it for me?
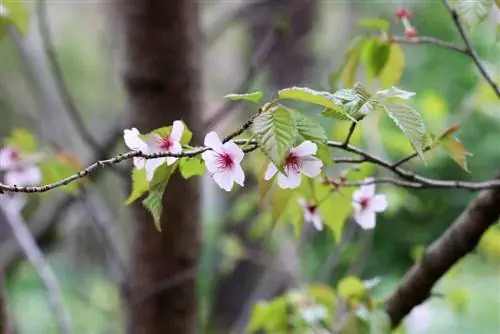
[405,27,418,39]
[395,8,412,20]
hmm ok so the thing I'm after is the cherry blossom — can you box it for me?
[405,303,431,333]
[201,131,244,192]
[297,199,323,231]
[0,147,42,186]
[123,128,148,170]
[264,141,323,189]
[352,178,388,229]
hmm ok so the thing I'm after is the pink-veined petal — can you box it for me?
[264,163,278,180]
[212,169,234,191]
[145,157,166,181]
[124,128,147,151]
[133,157,145,169]
[169,141,182,154]
[311,213,323,231]
[5,167,42,186]
[277,171,301,189]
[223,141,244,164]
[145,134,163,152]
[231,164,245,187]
[204,131,224,154]
[371,194,388,212]
[291,141,317,157]
[170,120,184,142]
[201,151,218,173]
[300,157,323,178]
[359,178,375,197]
[354,210,376,230]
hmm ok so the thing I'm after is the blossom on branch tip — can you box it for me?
[352,178,387,229]
[264,141,323,189]
[297,199,323,231]
[201,131,245,192]
[395,8,412,20]
[0,147,42,186]
[123,128,148,170]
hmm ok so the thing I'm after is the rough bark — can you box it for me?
[386,180,500,327]
[120,0,201,333]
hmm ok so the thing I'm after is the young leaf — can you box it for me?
[338,275,367,300]
[451,0,493,30]
[358,18,390,31]
[142,182,166,232]
[278,87,344,112]
[438,125,472,172]
[251,105,296,171]
[5,128,38,153]
[332,36,367,89]
[361,38,391,78]
[179,157,205,179]
[379,44,405,88]
[316,144,333,166]
[125,168,149,205]
[291,110,328,145]
[224,91,263,103]
[374,86,416,100]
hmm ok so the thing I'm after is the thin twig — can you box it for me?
[391,145,433,168]
[0,197,72,334]
[342,122,357,147]
[442,0,500,98]
[389,35,467,55]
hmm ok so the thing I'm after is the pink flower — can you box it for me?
[264,141,323,189]
[201,131,245,191]
[297,199,323,231]
[123,128,147,170]
[0,147,42,186]
[352,178,388,229]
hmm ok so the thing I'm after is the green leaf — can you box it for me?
[247,298,289,333]
[451,0,493,30]
[438,126,472,172]
[0,1,29,38]
[374,86,415,101]
[291,110,328,145]
[251,105,296,172]
[39,160,81,194]
[125,169,149,205]
[179,157,205,179]
[271,187,294,222]
[358,18,390,31]
[381,102,427,159]
[316,144,333,166]
[224,91,263,103]
[332,36,367,89]
[5,128,38,153]
[361,39,391,78]
[379,44,405,88]
[142,181,167,232]
[278,87,344,112]
[369,309,392,334]
[338,275,367,300]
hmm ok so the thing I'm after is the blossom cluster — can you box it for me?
[124,120,388,233]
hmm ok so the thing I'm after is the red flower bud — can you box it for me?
[395,8,412,20]
[405,27,417,39]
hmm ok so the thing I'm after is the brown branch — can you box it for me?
[389,35,467,55]
[385,177,500,327]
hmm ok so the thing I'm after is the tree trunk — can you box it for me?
[120,0,201,333]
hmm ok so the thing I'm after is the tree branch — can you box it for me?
[389,35,467,55]
[385,177,500,327]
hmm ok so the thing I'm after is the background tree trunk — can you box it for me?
[120,0,201,333]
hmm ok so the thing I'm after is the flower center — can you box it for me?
[306,204,317,214]
[158,136,173,151]
[9,150,19,161]
[359,196,370,210]
[216,152,234,171]
[284,153,302,174]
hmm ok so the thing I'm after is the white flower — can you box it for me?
[123,121,184,182]
[352,178,387,229]
[405,303,431,333]
[0,147,42,186]
[201,131,245,192]
[297,199,323,231]
[264,141,323,189]
[123,127,148,170]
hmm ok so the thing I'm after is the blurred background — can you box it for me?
[0,0,499,333]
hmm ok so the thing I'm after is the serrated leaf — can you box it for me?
[251,105,296,172]
[291,110,328,145]
[0,1,29,38]
[358,18,390,31]
[179,157,205,179]
[278,87,344,112]
[321,107,355,121]
[338,275,367,300]
[361,39,391,78]
[224,91,263,103]
[5,128,38,153]
[374,86,415,100]
[379,44,405,88]
[439,136,472,172]
[142,181,167,232]
[381,102,427,159]
[451,0,493,30]
[125,168,149,204]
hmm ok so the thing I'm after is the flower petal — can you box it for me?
[291,141,317,157]
[0,147,18,170]
[145,157,166,181]
[264,163,278,181]
[170,120,184,142]
[5,167,42,186]
[213,169,234,191]
[145,134,163,152]
[297,198,307,208]
[300,157,323,178]
[311,214,323,231]
[359,178,375,197]
[371,194,388,212]
[204,131,224,154]
[223,141,244,164]
[124,128,147,151]
[277,171,301,189]
[201,151,218,173]
[354,210,376,230]
[133,157,145,169]
[231,164,245,187]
